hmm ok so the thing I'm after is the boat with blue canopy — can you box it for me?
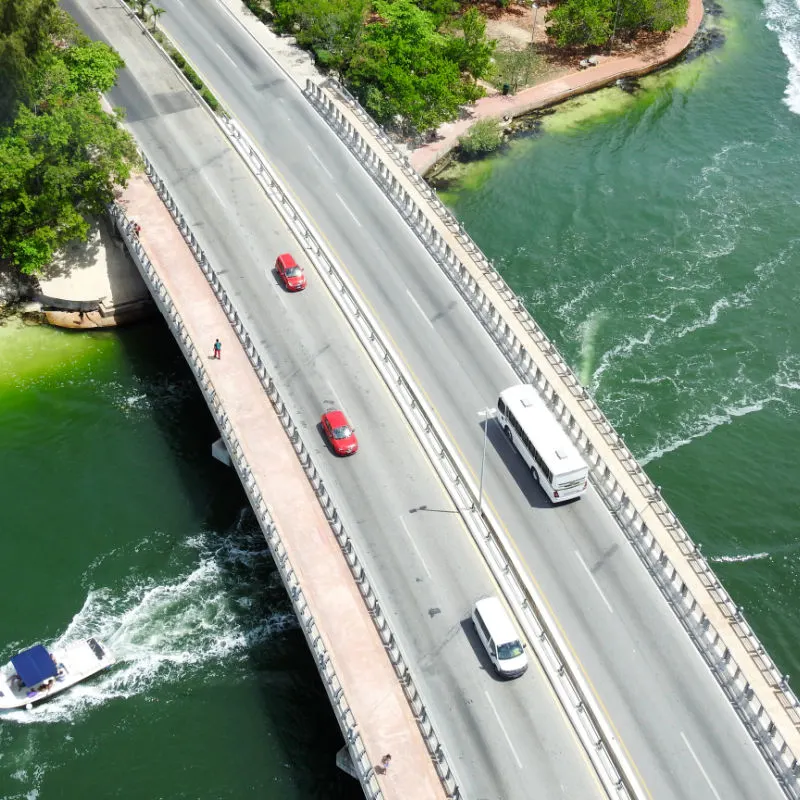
[0,639,115,711]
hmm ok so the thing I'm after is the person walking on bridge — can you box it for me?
[213,338,222,360]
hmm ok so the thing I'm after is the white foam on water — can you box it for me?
[641,397,769,465]
[711,552,770,563]
[1,531,296,727]
[590,327,655,391]
[765,0,800,114]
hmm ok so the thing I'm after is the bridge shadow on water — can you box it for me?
[114,315,363,800]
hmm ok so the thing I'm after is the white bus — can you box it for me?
[497,384,589,503]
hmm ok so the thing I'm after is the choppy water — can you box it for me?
[0,319,358,800]
[439,0,800,676]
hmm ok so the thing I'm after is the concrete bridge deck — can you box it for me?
[119,172,445,800]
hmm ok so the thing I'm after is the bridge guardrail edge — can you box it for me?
[299,77,800,798]
[108,196,458,800]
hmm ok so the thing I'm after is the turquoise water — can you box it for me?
[0,319,358,799]
[440,0,800,676]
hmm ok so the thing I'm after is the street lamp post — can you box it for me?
[531,2,539,46]
[476,407,495,515]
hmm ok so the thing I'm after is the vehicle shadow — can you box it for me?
[459,617,509,684]
[482,419,552,510]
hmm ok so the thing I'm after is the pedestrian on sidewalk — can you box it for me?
[213,338,222,360]
[378,754,391,774]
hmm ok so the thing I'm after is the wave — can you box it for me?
[640,397,769,464]
[711,552,770,563]
[765,0,800,114]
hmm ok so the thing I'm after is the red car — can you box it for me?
[320,409,358,456]
[275,253,306,291]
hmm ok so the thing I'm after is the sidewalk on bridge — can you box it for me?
[410,0,704,173]
[120,172,446,800]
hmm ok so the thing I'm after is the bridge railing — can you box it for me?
[301,77,800,797]
[109,180,460,800]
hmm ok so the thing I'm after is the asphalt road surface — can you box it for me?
[62,1,607,798]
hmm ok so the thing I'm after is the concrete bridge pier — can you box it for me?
[211,438,232,467]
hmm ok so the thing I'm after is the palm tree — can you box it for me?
[130,0,148,19]
[149,3,166,30]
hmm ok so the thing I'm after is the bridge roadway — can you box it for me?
[66,1,605,797]
[135,3,787,799]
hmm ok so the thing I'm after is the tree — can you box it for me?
[149,4,166,30]
[0,0,59,122]
[413,0,458,27]
[0,30,139,274]
[131,0,148,18]
[346,0,481,132]
[546,0,613,47]
[446,7,495,82]
[546,0,687,47]
[272,0,369,77]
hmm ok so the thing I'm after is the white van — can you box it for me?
[471,597,528,679]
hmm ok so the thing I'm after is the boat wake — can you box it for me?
[765,0,800,114]
[0,526,295,727]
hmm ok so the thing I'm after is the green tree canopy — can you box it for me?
[446,7,495,81]
[547,0,687,47]
[347,0,481,131]
[0,13,139,274]
[272,0,369,75]
[0,0,59,122]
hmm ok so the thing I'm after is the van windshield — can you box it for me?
[498,640,524,660]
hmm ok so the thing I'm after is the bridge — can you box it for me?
[63,0,800,798]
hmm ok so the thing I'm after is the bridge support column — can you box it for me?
[211,437,232,467]
[336,746,359,780]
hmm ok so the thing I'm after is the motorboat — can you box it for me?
[0,638,115,711]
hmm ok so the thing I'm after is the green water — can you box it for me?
[440,0,800,677]
[0,318,358,799]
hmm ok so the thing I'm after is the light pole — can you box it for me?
[531,2,539,46]
[476,407,495,515]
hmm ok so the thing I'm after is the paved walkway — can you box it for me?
[410,0,704,173]
[120,172,446,800]
[37,217,152,328]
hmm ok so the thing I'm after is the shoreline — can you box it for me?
[410,0,705,175]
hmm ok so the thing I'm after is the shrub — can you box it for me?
[182,64,203,90]
[201,88,220,111]
[459,117,504,156]
[170,51,185,69]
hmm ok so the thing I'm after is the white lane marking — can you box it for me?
[308,146,334,179]
[216,43,239,70]
[335,193,362,227]
[574,550,613,614]
[681,732,723,800]
[406,290,434,329]
[398,516,432,579]
[173,0,184,5]
[484,690,523,769]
